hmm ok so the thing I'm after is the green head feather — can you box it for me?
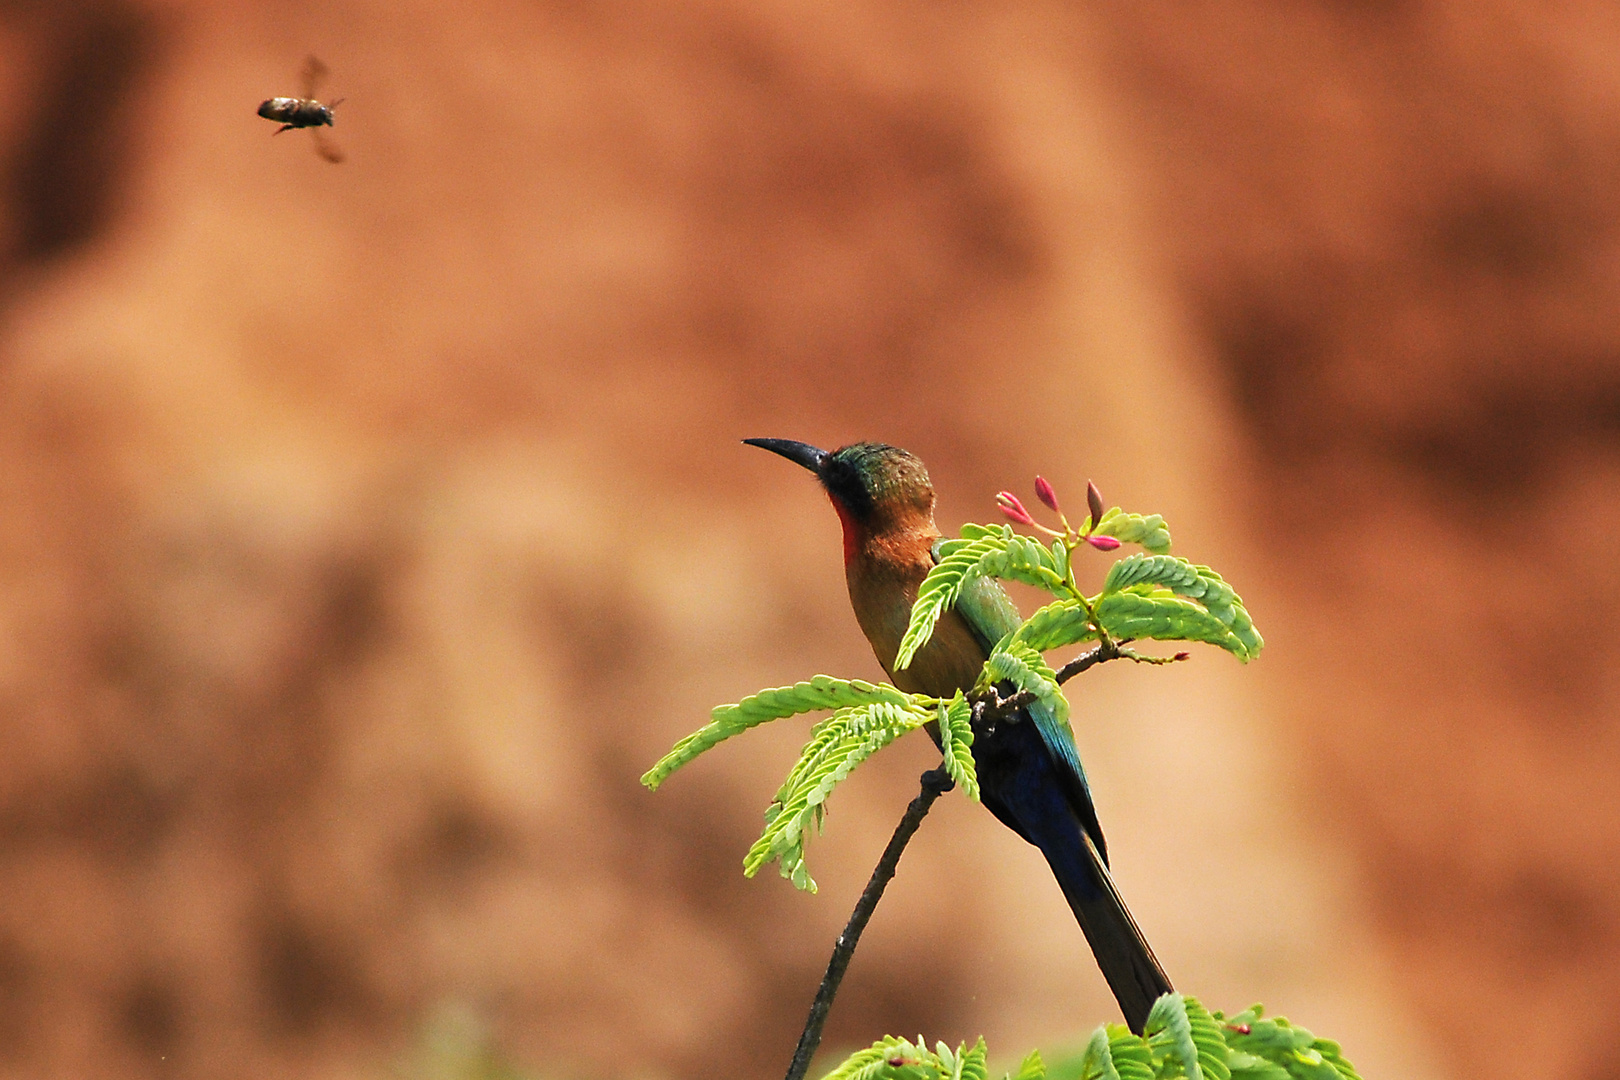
[823,443,934,523]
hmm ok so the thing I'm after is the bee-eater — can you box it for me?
[745,438,1172,1033]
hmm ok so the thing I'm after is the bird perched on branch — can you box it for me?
[744,438,1172,1033]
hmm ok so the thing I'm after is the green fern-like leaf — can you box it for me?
[1142,996,1231,1080]
[1108,1028,1154,1080]
[773,711,860,809]
[1102,553,1200,595]
[1184,999,1231,1080]
[1050,537,1071,584]
[1078,1028,1122,1080]
[947,1039,988,1080]
[642,676,919,790]
[937,694,979,801]
[1100,555,1262,660]
[818,1048,889,1080]
[821,1036,938,1080]
[982,641,1067,724]
[1226,1055,1290,1080]
[773,696,926,807]
[821,1007,1357,1080]
[745,701,931,890]
[1146,994,1204,1080]
[1011,1051,1046,1080]
[997,532,1072,593]
[1309,1042,1360,1080]
[1092,591,1254,660]
[1091,509,1172,554]
[899,527,1072,670]
[1066,1025,1154,1080]
[1220,1008,1361,1080]
[752,704,918,888]
[1282,1050,1348,1080]
[1011,597,1097,653]
[897,533,1014,670]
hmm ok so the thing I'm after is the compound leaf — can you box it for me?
[744,700,931,890]
[1013,598,1097,653]
[1078,1027,1122,1080]
[1146,994,1203,1080]
[937,694,979,801]
[1092,592,1256,661]
[901,527,1072,671]
[1184,998,1231,1080]
[958,1038,989,1080]
[821,1036,937,1080]
[1109,1029,1154,1080]
[1222,1009,1362,1080]
[1012,1051,1045,1080]
[643,676,918,789]
[1092,509,1172,554]
[982,641,1067,724]
[1100,555,1262,660]
[899,534,1014,670]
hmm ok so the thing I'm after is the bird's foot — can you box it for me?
[920,766,955,795]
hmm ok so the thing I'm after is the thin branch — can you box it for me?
[970,641,1120,723]
[1053,639,1123,685]
[783,766,956,1080]
[969,638,1190,725]
[780,632,1189,1077]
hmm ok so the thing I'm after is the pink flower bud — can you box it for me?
[996,491,1035,526]
[1174,651,1190,661]
[1034,475,1061,512]
[1084,533,1121,551]
[1086,480,1105,527]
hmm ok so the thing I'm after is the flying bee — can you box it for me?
[258,56,344,163]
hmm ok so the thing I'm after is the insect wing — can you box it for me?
[300,55,330,99]
[312,127,344,164]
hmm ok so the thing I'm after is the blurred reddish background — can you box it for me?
[0,1,1616,1078]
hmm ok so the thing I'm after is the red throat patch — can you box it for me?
[828,492,864,565]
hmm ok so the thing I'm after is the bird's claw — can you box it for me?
[921,766,956,794]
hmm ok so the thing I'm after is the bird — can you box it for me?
[744,437,1171,1034]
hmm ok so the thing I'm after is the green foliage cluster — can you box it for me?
[901,523,1260,723]
[817,997,1359,1080]
[1096,556,1260,661]
[895,506,1174,671]
[819,1035,993,1080]
[641,502,1260,891]
[644,675,947,892]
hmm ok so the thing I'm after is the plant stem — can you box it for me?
[970,638,1191,724]
[1053,639,1122,684]
[970,641,1122,723]
[783,766,956,1080]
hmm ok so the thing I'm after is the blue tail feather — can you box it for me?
[972,707,1172,1034]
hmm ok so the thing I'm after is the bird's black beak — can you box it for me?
[743,438,829,476]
